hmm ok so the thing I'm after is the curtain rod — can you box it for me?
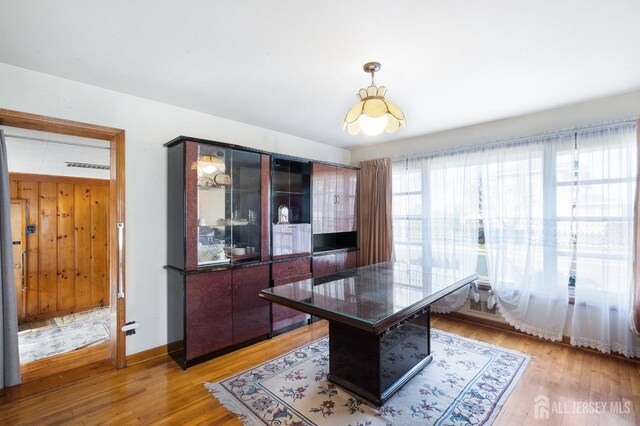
[2,132,110,150]
[393,116,639,161]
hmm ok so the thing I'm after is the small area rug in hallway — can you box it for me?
[205,329,530,425]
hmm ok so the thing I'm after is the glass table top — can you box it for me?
[260,262,478,332]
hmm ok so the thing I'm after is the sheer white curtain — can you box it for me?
[392,150,479,313]
[481,135,574,341]
[571,124,640,357]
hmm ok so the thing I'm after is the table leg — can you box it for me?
[327,308,432,406]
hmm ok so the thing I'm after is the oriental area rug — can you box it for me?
[18,307,110,364]
[205,329,530,425]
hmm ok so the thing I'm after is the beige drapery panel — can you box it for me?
[358,158,393,266]
[634,121,640,335]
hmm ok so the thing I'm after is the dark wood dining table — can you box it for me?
[259,261,478,406]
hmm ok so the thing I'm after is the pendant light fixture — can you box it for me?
[191,153,226,177]
[343,62,406,136]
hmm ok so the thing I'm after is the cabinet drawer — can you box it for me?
[273,272,313,287]
[272,258,311,280]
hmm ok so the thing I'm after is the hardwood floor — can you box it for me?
[1,315,639,425]
[20,342,110,384]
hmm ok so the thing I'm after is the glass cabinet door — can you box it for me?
[271,157,312,257]
[196,144,261,266]
[228,149,262,262]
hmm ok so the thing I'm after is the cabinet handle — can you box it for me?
[21,250,26,292]
[117,223,125,299]
[336,194,340,204]
[333,195,337,204]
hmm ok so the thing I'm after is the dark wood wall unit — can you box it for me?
[232,264,270,343]
[311,253,336,279]
[272,277,312,332]
[165,136,359,368]
[172,263,271,369]
[312,163,357,235]
[312,250,357,279]
[272,257,311,280]
[336,167,358,232]
[9,173,110,322]
[260,154,270,262]
[184,141,199,271]
[185,270,233,361]
[166,143,185,270]
[312,163,336,234]
[271,257,312,333]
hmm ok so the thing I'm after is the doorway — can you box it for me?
[9,172,111,368]
[0,108,126,394]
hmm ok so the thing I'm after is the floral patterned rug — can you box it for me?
[18,307,110,364]
[205,329,530,425]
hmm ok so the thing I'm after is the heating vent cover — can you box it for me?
[65,161,110,170]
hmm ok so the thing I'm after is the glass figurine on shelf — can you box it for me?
[277,205,289,224]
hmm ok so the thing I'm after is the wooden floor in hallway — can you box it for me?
[1,315,639,425]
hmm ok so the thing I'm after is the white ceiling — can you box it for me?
[1,1,639,149]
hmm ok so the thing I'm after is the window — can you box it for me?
[392,165,424,266]
[392,125,637,293]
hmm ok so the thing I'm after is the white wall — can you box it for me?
[351,90,640,164]
[0,62,350,356]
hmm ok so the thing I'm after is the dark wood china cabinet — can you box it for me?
[165,136,358,368]
[165,138,271,368]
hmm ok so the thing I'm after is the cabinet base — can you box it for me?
[171,333,270,370]
[270,319,311,338]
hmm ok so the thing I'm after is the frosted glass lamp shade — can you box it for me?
[196,155,225,174]
[343,85,405,136]
[358,114,389,136]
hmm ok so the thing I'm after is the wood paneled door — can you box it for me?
[9,173,110,322]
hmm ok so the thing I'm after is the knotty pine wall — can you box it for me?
[9,173,110,322]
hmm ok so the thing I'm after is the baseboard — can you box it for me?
[126,341,181,366]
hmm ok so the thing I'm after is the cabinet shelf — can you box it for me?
[230,253,260,262]
[272,190,310,196]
